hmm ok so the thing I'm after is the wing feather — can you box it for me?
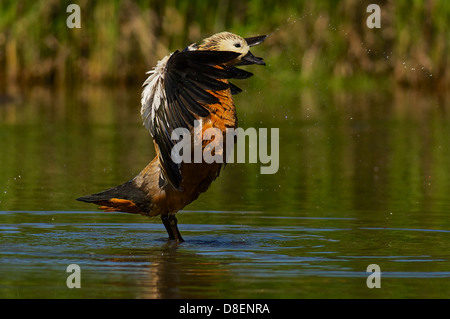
[141,50,251,189]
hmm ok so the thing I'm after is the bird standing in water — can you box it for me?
[77,32,266,242]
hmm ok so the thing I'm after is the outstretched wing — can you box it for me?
[141,50,251,190]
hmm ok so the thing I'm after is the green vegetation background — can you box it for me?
[0,0,449,91]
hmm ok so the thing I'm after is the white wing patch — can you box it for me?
[140,55,170,135]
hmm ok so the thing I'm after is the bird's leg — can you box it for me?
[161,214,175,240]
[161,214,184,242]
[169,214,184,242]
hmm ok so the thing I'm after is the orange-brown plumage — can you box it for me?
[77,32,266,242]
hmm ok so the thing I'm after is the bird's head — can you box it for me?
[198,32,266,65]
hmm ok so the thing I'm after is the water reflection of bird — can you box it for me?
[77,32,266,242]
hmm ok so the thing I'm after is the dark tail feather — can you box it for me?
[77,180,151,214]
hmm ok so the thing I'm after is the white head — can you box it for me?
[199,32,249,57]
[198,32,266,65]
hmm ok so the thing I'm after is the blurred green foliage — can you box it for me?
[0,0,449,90]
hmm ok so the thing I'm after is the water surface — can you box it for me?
[1,84,449,298]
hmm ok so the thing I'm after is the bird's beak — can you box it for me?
[245,35,267,47]
[238,51,265,66]
[237,35,267,66]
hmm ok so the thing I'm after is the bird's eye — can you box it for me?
[234,43,241,48]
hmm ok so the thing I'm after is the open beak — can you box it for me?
[237,35,267,66]
[245,35,267,47]
[237,51,265,66]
